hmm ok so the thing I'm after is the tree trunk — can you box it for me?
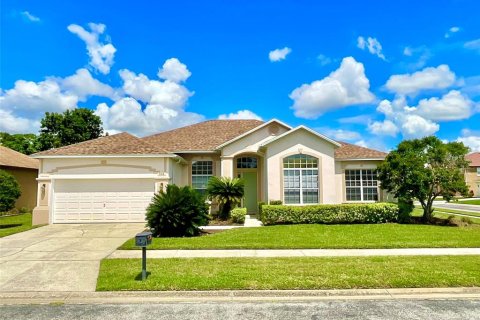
[219,202,231,220]
[422,202,434,223]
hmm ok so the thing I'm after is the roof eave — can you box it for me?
[335,157,386,161]
[31,153,175,159]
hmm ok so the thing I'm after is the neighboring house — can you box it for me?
[31,119,387,225]
[465,152,480,197]
[0,146,39,211]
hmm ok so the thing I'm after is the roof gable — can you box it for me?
[216,119,292,149]
[32,133,169,157]
[142,120,264,152]
[0,146,39,169]
[261,125,342,148]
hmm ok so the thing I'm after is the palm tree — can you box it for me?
[206,176,245,220]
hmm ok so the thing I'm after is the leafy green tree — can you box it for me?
[206,176,245,220]
[38,108,103,151]
[146,184,209,237]
[0,170,21,212]
[378,136,469,223]
[0,133,39,155]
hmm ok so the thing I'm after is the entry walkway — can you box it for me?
[108,247,480,259]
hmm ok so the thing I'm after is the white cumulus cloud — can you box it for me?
[218,110,262,120]
[357,36,386,60]
[67,22,116,74]
[368,120,399,137]
[60,68,118,101]
[290,56,375,119]
[385,64,456,95]
[157,58,191,83]
[95,97,204,137]
[0,79,78,117]
[414,90,474,121]
[457,136,480,152]
[269,47,292,62]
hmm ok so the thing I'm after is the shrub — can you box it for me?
[206,176,245,220]
[0,170,21,212]
[468,190,475,198]
[230,207,247,224]
[269,200,283,205]
[146,184,209,237]
[258,202,266,220]
[261,203,399,225]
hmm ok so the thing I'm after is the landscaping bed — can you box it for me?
[96,255,480,291]
[119,223,480,250]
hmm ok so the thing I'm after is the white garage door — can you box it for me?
[53,179,155,223]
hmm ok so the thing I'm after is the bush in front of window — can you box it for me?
[146,184,209,237]
[269,200,283,205]
[230,207,247,224]
[261,203,399,225]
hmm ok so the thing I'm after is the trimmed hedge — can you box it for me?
[230,207,247,224]
[261,203,399,225]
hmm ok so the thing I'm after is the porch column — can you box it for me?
[32,178,51,225]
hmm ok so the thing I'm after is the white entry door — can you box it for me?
[53,179,155,223]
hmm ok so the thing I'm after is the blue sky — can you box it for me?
[1,0,479,151]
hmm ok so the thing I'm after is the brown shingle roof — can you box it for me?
[335,141,387,160]
[0,146,39,169]
[466,152,480,167]
[142,120,264,151]
[32,133,169,156]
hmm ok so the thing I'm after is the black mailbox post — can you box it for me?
[135,231,153,280]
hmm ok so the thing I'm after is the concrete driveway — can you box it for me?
[0,223,144,292]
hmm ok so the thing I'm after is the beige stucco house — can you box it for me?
[465,152,480,197]
[31,119,387,225]
[0,146,39,211]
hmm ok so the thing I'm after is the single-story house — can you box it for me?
[31,119,388,225]
[465,152,480,197]
[0,146,39,211]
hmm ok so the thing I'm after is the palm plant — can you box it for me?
[206,176,245,220]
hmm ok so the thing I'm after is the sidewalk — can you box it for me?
[108,247,480,259]
[1,287,479,305]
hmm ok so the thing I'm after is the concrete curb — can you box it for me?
[108,248,480,259]
[1,287,479,305]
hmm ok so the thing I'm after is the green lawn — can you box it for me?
[414,207,480,221]
[455,200,480,205]
[0,213,41,238]
[119,223,480,250]
[97,255,480,291]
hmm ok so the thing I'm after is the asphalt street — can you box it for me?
[1,299,479,320]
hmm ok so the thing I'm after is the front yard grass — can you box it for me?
[119,223,480,250]
[96,255,480,291]
[455,199,480,205]
[0,213,40,238]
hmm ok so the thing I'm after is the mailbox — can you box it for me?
[135,231,153,247]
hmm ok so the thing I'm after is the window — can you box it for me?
[237,157,257,169]
[345,169,379,201]
[283,154,319,204]
[192,161,213,195]
[477,168,480,176]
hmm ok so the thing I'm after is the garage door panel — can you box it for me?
[53,179,154,223]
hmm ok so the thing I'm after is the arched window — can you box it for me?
[283,154,319,204]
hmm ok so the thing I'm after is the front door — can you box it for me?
[242,172,257,214]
